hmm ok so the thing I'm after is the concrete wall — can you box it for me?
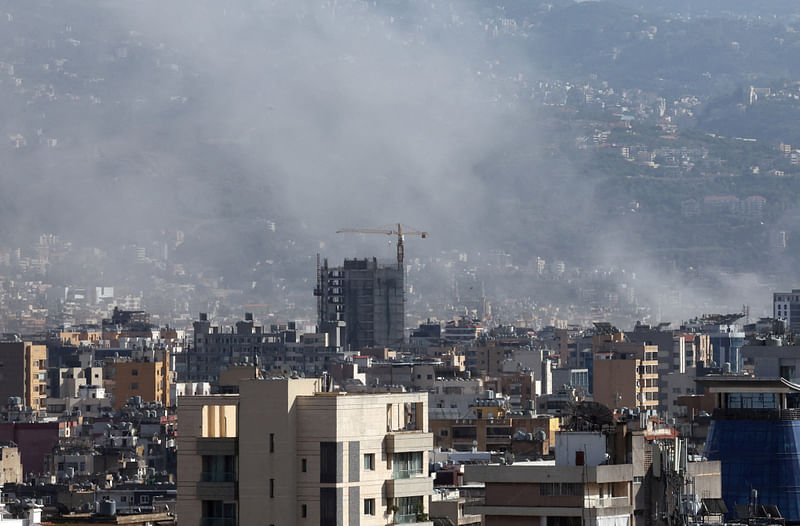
[0,342,27,408]
[0,422,60,475]
[593,359,637,410]
[556,432,608,467]
[0,445,22,484]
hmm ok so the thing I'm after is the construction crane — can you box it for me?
[336,223,428,270]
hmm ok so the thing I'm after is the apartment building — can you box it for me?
[467,462,633,526]
[316,257,405,352]
[0,340,48,411]
[465,426,720,526]
[774,289,800,334]
[593,341,659,412]
[177,377,434,525]
[106,351,170,409]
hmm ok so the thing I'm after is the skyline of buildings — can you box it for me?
[0,271,796,524]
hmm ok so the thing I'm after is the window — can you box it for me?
[269,478,274,498]
[540,483,583,496]
[394,496,423,521]
[452,427,477,439]
[301,458,307,472]
[392,452,423,479]
[440,429,449,437]
[202,501,235,523]
[270,433,274,453]
[202,455,235,482]
[364,498,375,515]
[320,488,337,525]
[363,453,375,471]
[131,369,138,376]
[301,504,307,517]
[130,383,139,389]
[141,495,150,504]
[320,442,337,483]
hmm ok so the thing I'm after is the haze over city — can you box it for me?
[3,0,800,326]
[4,2,800,526]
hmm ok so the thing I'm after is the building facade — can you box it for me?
[108,353,170,410]
[701,376,800,521]
[177,378,433,525]
[465,460,634,526]
[0,340,47,411]
[593,342,659,412]
[774,289,800,334]
[316,258,404,351]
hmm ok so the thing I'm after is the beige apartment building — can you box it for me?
[593,341,659,412]
[466,462,634,526]
[177,377,434,525]
[0,340,48,411]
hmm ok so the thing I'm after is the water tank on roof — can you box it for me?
[97,499,116,516]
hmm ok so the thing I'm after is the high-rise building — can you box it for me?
[316,257,404,351]
[0,339,48,411]
[177,377,433,525]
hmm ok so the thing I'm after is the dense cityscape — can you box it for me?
[4,0,800,525]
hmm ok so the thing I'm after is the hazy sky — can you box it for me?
[0,0,780,321]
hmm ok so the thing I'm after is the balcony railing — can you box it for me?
[392,468,424,479]
[712,408,800,421]
[201,471,236,483]
[583,496,630,508]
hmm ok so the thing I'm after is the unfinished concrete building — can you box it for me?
[316,257,404,351]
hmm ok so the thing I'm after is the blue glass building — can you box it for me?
[700,377,800,522]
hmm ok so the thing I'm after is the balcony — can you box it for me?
[392,514,434,524]
[196,437,237,456]
[385,476,433,499]
[201,471,236,483]
[197,483,237,500]
[386,432,433,454]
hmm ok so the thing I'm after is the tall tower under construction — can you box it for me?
[315,257,404,351]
